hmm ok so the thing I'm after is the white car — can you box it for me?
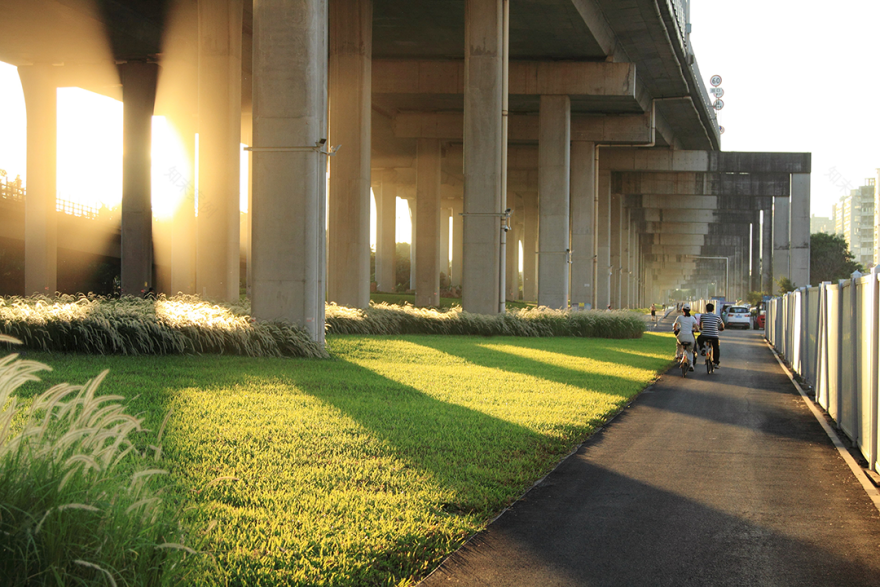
[723,305,752,329]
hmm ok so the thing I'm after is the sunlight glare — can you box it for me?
[57,87,122,209]
[151,116,191,219]
[0,62,26,182]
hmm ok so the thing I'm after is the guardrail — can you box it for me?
[1,179,102,220]
[766,267,880,472]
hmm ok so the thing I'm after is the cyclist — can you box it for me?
[673,304,699,371]
[696,302,723,368]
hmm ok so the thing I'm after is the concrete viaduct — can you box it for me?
[1,0,809,343]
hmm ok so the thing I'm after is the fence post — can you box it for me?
[851,271,862,447]
[816,283,827,406]
[871,267,880,471]
[837,279,846,423]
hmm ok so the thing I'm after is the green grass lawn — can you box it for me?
[14,332,674,586]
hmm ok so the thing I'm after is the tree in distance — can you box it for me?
[810,232,864,286]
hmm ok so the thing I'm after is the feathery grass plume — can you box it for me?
[0,294,327,358]
[0,337,199,586]
[325,302,645,339]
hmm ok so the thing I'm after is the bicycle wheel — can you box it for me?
[706,353,713,374]
[681,357,688,377]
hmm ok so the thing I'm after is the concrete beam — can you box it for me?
[644,233,704,246]
[614,172,792,197]
[392,111,651,143]
[644,245,702,256]
[639,222,710,235]
[373,59,636,98]
[633,209,758,224]
[602,149,811,174]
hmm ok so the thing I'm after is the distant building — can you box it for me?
[810,214,834,235]
[833,178,875,269]
[876,170,880,266]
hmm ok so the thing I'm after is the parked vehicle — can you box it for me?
[722,305,752,329]
[752,302,766,329]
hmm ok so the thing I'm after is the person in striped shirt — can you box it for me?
[697,302,724,367]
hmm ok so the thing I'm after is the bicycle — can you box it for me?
[679,341,693,377]
[702,340,715,374]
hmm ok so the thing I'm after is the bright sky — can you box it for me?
[689,0,880,218]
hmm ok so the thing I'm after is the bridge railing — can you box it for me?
[767,267,880,473]
[1,177,102,220]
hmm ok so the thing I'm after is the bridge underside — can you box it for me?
[0,0,809,339]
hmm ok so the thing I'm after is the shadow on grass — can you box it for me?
[408,336,671,395]
[23,352,567,515]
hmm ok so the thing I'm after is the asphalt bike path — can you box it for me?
[419,314,880,586]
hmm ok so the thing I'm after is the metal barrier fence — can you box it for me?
[1,178,101,220]
[767,267,880,471]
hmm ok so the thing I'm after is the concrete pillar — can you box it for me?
[375,182,396,292]
[328,0,372,308]
[750,214,761,293]
[251,0,327,343]
[407,198,416,290]
[772,195,790,291]
[761,207,772,293]
[441,204,451,281]
[522,193,538,301]
[789,173,811,288]
[644,265,654,307]
[609,192,621,308]
[451,197,464,286]
[621,208,631,308]
[18,64,58,296]
[537,95,570,310]
[596,169,611,309]
[118,62,158,297]
[462,0,505,314]
[570,141,595,310]
[242,114,253,297]
[505,195,518,300]
[197,0,243,303]
[159,0,198,296]
[415,139,441,307]
[170,117,197,295]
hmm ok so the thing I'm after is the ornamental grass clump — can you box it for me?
[0,335,198,586]
[0,294,326,358]
[325,302,645,339]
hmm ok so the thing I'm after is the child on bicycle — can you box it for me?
[673,304,699,371]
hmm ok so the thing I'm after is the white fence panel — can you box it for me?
[805,287,820,390]
[856,276,873,464]
[839,279,857,442]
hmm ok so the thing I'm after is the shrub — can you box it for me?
[0,335,198,586]
[325,303,645,339]
[0,294,327,358]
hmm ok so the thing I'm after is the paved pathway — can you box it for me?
[420,316,880,586]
